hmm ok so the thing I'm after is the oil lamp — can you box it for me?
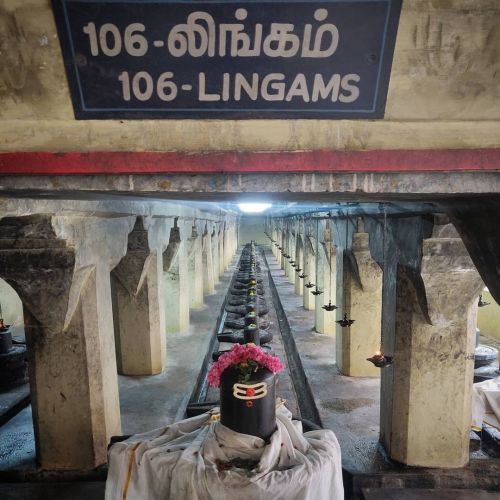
[295,268,302,273]
[311,287,323,296]
[322,301,337,312]
[299,273,307,279]
[336,313,355,327]
[367,350,393,368]
[305,281,315,288]
[478,295,490,307]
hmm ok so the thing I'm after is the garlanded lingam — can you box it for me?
[208,343,284,439]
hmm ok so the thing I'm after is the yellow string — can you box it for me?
[122,442,141,500]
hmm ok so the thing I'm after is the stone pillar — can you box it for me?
[286,223,297,284]
[218,224,225,276]
[223,221,232,269]
[381,237,483,467]
[314,221,336,334]
[212,226,220,284]
[303,227,316,311]
[294,225,304,296]
[202,223,215,295]
[337,231,382,377]
[163,219,190,333]
[0,215,133,469]
[112,217,167,376]
[280,226,287,270]
[272,223,279,259]
[229,219,238,258]
[187,223,204,309]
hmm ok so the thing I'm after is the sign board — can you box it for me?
[52,0,402,120]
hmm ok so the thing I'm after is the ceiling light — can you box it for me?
[238,203,272,213]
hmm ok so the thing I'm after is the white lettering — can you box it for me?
[261,73,286,101]
[198,72,220,101]
[339,74,360,103]
[285,73,310,102]
[234,73,259,101]
[311,73,341,102]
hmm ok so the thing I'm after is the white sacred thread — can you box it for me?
[233,382,268,400]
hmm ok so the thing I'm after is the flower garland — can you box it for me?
[208,343,284,388]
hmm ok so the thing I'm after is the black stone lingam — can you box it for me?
[244,323,260,344]
[220,366,277,440]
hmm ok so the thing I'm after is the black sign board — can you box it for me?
[52,0,402,119]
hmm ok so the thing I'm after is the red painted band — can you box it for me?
[0,149,499,175]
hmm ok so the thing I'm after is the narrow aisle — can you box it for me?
[264,247,386,474]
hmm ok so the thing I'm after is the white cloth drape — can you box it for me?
[105,404,344,500]
[472,377,500,431]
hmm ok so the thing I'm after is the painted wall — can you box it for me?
[238,216,268,245]
[477,290,500,343]
[0,278,25,337]
[0,0,499,153]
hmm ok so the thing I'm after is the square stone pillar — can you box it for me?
[381,237,483,467]
[211,227,220,284]
[202,225,215,295]
[218,226,225,276]
[303,233,316,311]
[163,223,190,333]
[272,225,279,259]
[112,218,167,375]
[0,215,133,469]
[287,225,297,284]
[315,238,336,335]
[223,223,232,269]
[188,225,204,309]
[337,232,382,377]
[294,231,304,296]
[280,229,287,270]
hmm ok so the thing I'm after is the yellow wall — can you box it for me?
[0,278,25,337]
[477,290,500,342]
[0,0,499,152]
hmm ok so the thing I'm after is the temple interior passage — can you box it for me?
[0,197,499,500]
[1,1,500,497]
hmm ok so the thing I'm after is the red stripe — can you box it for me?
[0,150,499,175]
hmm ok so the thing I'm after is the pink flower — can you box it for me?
[207,344,284,387]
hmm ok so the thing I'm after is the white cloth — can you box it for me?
[472,377,500,430]
[105,404,343,500]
